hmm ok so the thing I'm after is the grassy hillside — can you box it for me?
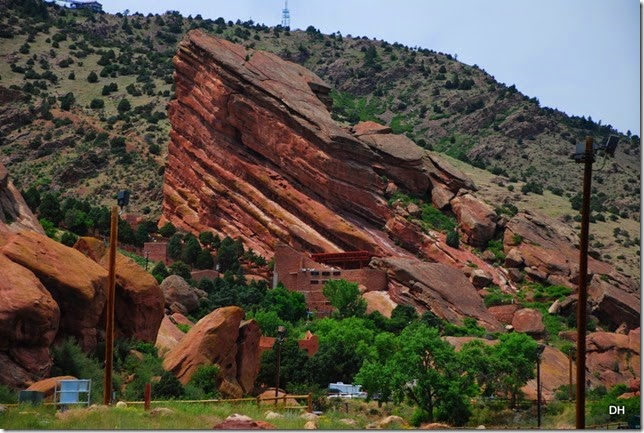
[0,0,639,276]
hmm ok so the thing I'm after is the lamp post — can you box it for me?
[103,190,129,406]
[274,326,287,402]
[570,135,618,429]
[536,344,545,428]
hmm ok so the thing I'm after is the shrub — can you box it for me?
[87,71,98,83]
[117,98,131,112]
[50,338,104,403]
[188,364,220,398]
[152,371,184,399]
[521,181,543,195]
[89,98,104,109]
[446,229,460,248]
[0,384,18,404]
[60,231,78,247]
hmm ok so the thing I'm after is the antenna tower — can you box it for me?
[281,1,290,28]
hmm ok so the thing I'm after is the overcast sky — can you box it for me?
[102,0,641,136]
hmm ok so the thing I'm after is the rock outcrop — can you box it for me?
[372,257,503,331]
[162,306,260,397]
[163,30,479,261]
[504,211,640,330]
[0,161,44,235]
[159,275,200,314]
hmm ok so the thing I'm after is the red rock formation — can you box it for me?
[373,257,503,331]
[163,30,476,261]
[450,192,498,247]
[0,161,43,235]
[511,308,545,336]
[504,211,640,331]
[161,306,260,397]
[73,237,164,343]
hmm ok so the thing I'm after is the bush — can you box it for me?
[152,371,184,399]
[0,384,18,404]
[117,98,131,112]
[89,98,104,109]
[87,71,98,83]
[60,231,78,247]
[521,181,543,195]
[188,364,220,398]
[50,338,104,403]
[446,229,460,248]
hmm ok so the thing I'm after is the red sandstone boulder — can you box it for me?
[155,315,188,356]
[470,269,493,288]
[430,184,454,210]
[159,275,200,313]
[522,346,577,401]
[511,308,545,336]
[1,231,107,351]
[236,320,262,394]
[73,237,165,343]
[450,192,497,247]
[487,304,519,325]
[363,291,397,318]
[26,375,76,399]
[585,330,640,389]
[352,121,392,136]
[162,306,259,397]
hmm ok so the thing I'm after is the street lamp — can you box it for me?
[274,326,287,402]
[103,190,129,406]
[536,344,546,428]
[569,135,618,429]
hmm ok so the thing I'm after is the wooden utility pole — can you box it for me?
[576,137,593,429]
[103,205,118,406]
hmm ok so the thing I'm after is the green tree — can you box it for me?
[60,231,78,247]
[64,208,90,235]
[89,98,104,109]
[195,249,214,270]
[216,236,240,273]
[355,324,475,426]
[58,92,75,111]
[493,332,538,408]
[38,193,63,225]
[159,222,176,238]
[22,186,41,212]
[117,98,131,112]
[151,261,169,283]
[87,71,98,83]
[261,285,307,323]
[322,279,367,319]
[198,231,215,247]
[188,364,220,398]
[182,236,202,266]
[168,234,183,260]
[169,261,191,280]
[152,370,184,399]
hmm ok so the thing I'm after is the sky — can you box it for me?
[101,0,641,136]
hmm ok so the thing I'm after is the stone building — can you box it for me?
[272,243,387,315]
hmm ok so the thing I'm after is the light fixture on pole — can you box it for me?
[274,326,287,402]
[536,344,546,428]
[103,190,129,406]
[569,135,618,429]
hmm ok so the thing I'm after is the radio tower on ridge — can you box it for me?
[281,1,290,28]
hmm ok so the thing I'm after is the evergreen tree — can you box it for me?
[168,234,183,260]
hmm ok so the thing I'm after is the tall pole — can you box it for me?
[569,347,574,401]
[537,361,541,428]
[103,205,118,406]
[576,136,593,429]
[274,339,281,403]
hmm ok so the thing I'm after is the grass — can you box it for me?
[0,399,414,429]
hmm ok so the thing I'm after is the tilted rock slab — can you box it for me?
[372,257,503,332]
[163,30,476,259]
[162,306,260,397]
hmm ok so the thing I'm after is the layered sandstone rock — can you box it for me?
[162,306,260,397]
[504,211,640,330]
[163,30,478,260]
[372,257,503,332]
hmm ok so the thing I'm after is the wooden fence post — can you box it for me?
[144,383,151,411]
[307,393,312,412]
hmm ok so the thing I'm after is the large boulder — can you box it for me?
[585,330,640,389]
[1,231,107,351]
[0,254,60,387]
[74,237,165,343]
[450,192,497,247]
[155,315,189,357]
[162,306,260,397]
[363,291,397,318]
[511,308,545,336]
[159,275,200,314]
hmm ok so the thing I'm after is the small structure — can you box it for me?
[44,0,103,11]
[54,379,91,409]
[328,382,363,395]
[273,243,387,314]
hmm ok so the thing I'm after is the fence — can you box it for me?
[123,393,313,413]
